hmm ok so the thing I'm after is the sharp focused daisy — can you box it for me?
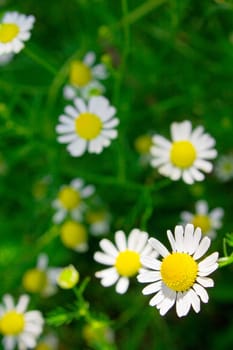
[52,178,95,223]
[56,96,119,157]
[22,253,61,297]
[137,224,219,317]
[0,294,44,350]
[181,200,224,239]
[60,220,88,252]
[0,12,35,55]
[150,120,217,184]
[94,229,157,294]
[215,154,233,182]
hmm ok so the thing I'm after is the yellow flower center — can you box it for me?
[35,343,53,350]
[60,221,87,248]
[161,253,198,292]
[75,112,102,140]
[134,135,152,155]
[170,141,197,168]
[191,214,211,234]
[115,250,141,277]
[0,23,19,43]
[58,187,80,210]
[0,310,25,335]
[22,268,47,293]
[70,61,92,87]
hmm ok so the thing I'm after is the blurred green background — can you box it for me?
[1,0,233,349]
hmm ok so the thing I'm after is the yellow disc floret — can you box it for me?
[115,250,141,277]
[192,215,211,234]
[0,23,19,43]
[75,113,102,140]
[0,310,25,335]
[22,268,47,293]
[58,186,80,210]
[161,253,198,292]
[134,135,152,155]
[60,220,87,248]
[170,141,196,168]
[70,61,92,87]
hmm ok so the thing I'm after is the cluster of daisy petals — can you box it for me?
[94,224,219,318]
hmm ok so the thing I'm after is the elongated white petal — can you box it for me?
[116,277,129,294]
[99,239,118,257]
[148,238,169,257]
[193,237,211,260]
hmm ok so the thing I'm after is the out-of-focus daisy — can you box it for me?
[22,253,61,297]
[137,224,219,317]
[94,229,157,294]
[60,220,88,252]
[86,209,111,236]
[134,134,153,166]
[63,80,105,101]
[215,154,233,182]
[56,96,119,157]
[0,53,13,66]
[0,294,44,350]
[57,265,79,289]
[180,200,224,239]
[82,321,114,348]
[0,12,35,55]
[52,178,95,223]
[35,333,59,350]
[150,120,217,184]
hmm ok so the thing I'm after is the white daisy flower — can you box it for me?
[0,12,35,55]
[215,154,233,182]
[150,120,217,184]
[52,178,95,223]
[60,220,88,252]
[181,200,224,239]
[94,229,157,294]
[0,294,44,350]
[63,81,105,101]
[86,209,111,236]
[22,253,61,297]
[137,224,219,317]
[56,96,119,157]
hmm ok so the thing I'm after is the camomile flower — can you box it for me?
[94,229,157,294]
[137,224,219,317]
[86,209,111,236]
[0,294,44,350]
[180,200,224,239]
[22,253,61,297]
[0,12,35,55]
[63,80,105,101]
[150,120,217,184]
[56,96,119,157]
[52,178,95,223]
[215,154,233,182]
[60,220,88,252]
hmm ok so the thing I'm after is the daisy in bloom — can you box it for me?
[86,209,111,236]
[22,253,61,297]
[52,178,95,223]
[0,12,35,55]
[56,96,119,157]
[180,200,224,239]
[60,220,88,252]
[150,120,217,184]
[63,51,107,100]
[94,229,157,294]
[137,224,219,317]
[0,294,44,350]
[215,154,233,182]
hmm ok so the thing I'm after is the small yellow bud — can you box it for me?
[57,265,79,289]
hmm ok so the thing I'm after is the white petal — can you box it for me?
[167,230,176,251]
[3,336,16,350]
[152,135,171,149]
[192,283,209,303]
[182,170,195,184]
[194,159,213,173]
[56,124,74,133]
[137,271,161,283]
[149,290,165,306]
[37,253,48,270]
[140,256,161,270]
[193,237,211,260]
[94,252,115,266]
[198,263,218,276]
[67,139,87,156]
[198,149,217,159]
[83,51,96,66]
[57,133,77,144]
[16,295,29,313]
[187,289,200,313]
[99,239,118,257]
[95,266,117,278]
[116,277,129,294]
[176,292,188,317]
[196,200,208,214]
[81,185,95,198]
[191,227,202,255]
[115,231,127,251]
[127,229,141,250]
[101,273,119,287]
[174,225,184,252]
[64,105,78,119]
[148,238,169,257]
[104,118,119,129]
[158,288,176,316]
[196,276,214,288]
[142,281,162,295]
[198,252,219,270]
[101,129,118,139]
[74,98,87,113]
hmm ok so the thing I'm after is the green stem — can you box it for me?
[24,47,57,75]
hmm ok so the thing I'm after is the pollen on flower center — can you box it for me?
[161,253,198,292]
[75,112,102,140]
[192,215,211,234]
[61,220,87,248]
[70,61,92,87]
[58,186,80,210]
[170,141,196,168]
[0,23,19,43]
[0,310,25,335]
[115,250,141,277]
